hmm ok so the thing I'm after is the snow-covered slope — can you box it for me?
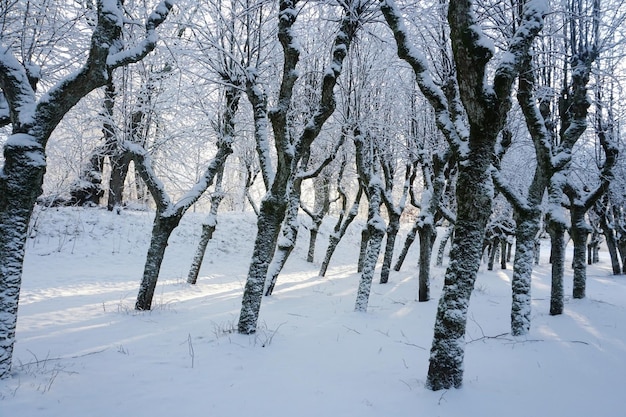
[1,206,625,416]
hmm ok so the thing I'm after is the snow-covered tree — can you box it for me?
[237,0,370,334]
[381,0,545,389]
[0,0,173,379]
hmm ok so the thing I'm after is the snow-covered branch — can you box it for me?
[379,0,465,157]
[0,49,37,128]
[106,0,175,69]
[125,143,172,212]
[491,166,532,213]
[493,0,548,103]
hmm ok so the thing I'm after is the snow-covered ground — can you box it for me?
[1,206,625,416]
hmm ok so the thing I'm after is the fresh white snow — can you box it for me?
[1,206,626,416]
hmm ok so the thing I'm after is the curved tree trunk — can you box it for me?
[357,226,370,273]
[436,226,454,266]
[187,168,225,285]
[379,211,400,283]
[135,214,181,310]
[238,196,287,332]
[394,220,419,271]
[593,201,620,274]
[265,188,301,296]
[319,187,362,276]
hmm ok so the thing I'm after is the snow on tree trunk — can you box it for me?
[0,138,46,378]
[265,187,301,296]
[436,226,454,266]
[570,211,590,299]
[599,211,622,274]
[394,221,418,271]
[136,214,181,310]
[379,211,400,284]
[187,222,216,285]
[426,141,495,390]
[357,226,370,273]
[354,191,386,312]
[548,221,566,315]
[307,228,319,263]
[381,0,545,391]
[187,168,225,285]
[417,224,435,302]
[238,196,287,333]
[510,210,541,335]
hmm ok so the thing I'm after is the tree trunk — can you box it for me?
[417,224,435,302]
[379,211,400,283]
[394,220,419,271]
[487,236,500,271]
[135,214,181,310]
[500,239,508,269]
[0,143,46,378]
[598,213,621,274]
[187,222,217,285]
[265,188,301,296]
[107,151,132,212]
[307,227,319,263]
[426,141,495,390]
[436,226,453,266]
[548,222,566,315]
[354,192,385,312]
[357,226,370,273]
[510,209,541,336]
[319,187,362,277]
[187,169,225,285]
[570,206,591,299]
[238,196,287,333]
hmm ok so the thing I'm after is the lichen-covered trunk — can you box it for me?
[380,212,400,284]
[0,140,46,378]
[511,210,541,336]
[265,190,300,296]
[548,223,566,315]
[417,224,435,302]
[570,204,591,298]
[426,141,493,391]
[354,192,385,312]
[187,222,217,285]
[357,227,370,273]
[306,227,319,263]
[436,226,454,266]
[238,196,286,334]
[393,220,418,272]
[135,214,181,310]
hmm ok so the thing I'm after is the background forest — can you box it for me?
[1,0,626,408]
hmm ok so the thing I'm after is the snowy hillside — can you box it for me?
[1,206,625,416]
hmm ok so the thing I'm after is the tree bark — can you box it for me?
[548,221,566,315]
